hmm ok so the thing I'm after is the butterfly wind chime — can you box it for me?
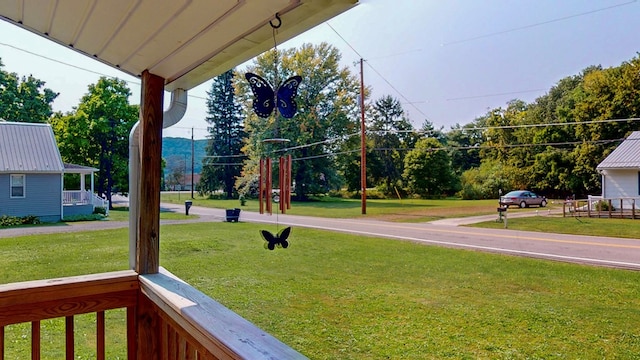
[246,13,301,250]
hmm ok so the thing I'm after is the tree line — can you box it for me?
[2,47,639,202]
[0,59,137,208]
[200,45,640,200]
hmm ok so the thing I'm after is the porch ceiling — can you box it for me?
[0,0,357,91]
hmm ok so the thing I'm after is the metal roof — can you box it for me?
[64,163,98,174]
[0,122,65,173]
[0,0,357,92]
[597,131,640,170]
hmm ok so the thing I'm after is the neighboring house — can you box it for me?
[181,173,201,191]
[0,121,104,222]
[596,131,640,209]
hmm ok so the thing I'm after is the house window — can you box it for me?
[10,174,25,198]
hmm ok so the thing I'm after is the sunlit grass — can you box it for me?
[471,215,640,239]
[104,205,196,222]
[159,193,527,221]
[2,222,640,359]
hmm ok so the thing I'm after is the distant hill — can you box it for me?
[162,137,208,174]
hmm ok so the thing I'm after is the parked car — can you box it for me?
[499,190,547,208]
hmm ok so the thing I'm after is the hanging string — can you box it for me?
[270,13,281,90]
[270,13,281,139]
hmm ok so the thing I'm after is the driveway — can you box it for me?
[2,202,639,271]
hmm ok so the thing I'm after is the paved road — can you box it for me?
[2,202,639,271]
[159,203,640,271]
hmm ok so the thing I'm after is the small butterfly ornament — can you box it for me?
[245,73,302,118]
[260,226,292,250]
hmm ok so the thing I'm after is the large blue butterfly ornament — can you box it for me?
[245,73,302,118]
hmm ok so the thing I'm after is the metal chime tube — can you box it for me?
[259,158,264,214]
[287,154,292,209]
[279,157,285,213]
[266,158,272,214]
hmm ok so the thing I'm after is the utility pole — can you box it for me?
[191,127,195,199]
[360,58,367,215]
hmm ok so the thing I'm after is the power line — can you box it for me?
[446,89,548,101]
[362,59,430,120]
[0,41,211,102]
[202,117,640,163]
[326,22,364,59]
[325,22,431,122]
[203,154,248,158]
[372,138,624,153]
[467,117,640,131]
[442,0,638,46]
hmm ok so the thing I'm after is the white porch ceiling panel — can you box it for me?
[0,0,357,91]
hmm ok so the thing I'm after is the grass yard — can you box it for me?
[472,215,640,239]
[2,222,640,359]
[159,193,521,222]
[104,205,194,222]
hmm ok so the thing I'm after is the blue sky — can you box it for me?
[1,0,639,139]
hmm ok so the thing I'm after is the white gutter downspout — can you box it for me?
[129,89,188,270]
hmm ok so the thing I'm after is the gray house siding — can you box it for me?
[0,173,62,222]
[63,204,93,218]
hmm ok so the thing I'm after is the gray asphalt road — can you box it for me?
[159,203,640,271]
[3,202,639,271]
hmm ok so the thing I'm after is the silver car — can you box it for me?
[499,190,547,208]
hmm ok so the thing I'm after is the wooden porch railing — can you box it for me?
[563,197,639,219]
[0,270,139,360]
[0,268,307,360]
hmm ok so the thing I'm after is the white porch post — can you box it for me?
[81,174,86,191]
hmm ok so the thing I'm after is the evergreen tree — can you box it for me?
[368,95,414,194]
[199,70,245,198]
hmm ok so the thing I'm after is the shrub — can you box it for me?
[207,193,226,200]
[0,215,22,227]
[21,215,40,225]
[93,206,107,215]
[366,188,388,199]
[0,215,41,227]
[596,200,615,211]
[63,214,106,222]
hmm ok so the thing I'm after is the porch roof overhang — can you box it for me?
[0,0,357,92]
[63,163,98,175]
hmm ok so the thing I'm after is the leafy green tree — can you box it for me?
[403,137,454,197]
[237,43,362,200]
[0,59,58,123]
[444,123,482,175]
[457,160,509,200]
[199,70,246,198]
[51,77,138,207]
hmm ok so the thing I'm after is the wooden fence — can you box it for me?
[563,197,639,219]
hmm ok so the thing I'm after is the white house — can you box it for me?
[596,131,640,209]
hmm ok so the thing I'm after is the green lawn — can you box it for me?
[472,214,640,239]
[160,193,514,222]
[2,222,640,359]
[104,205,195,222]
